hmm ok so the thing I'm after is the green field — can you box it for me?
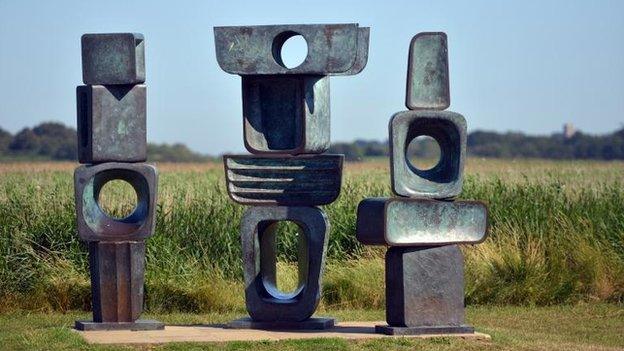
[0,159,623,312]
[0,159,623,349]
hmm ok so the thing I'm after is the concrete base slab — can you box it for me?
[375,324,475,335]
[75,319,165,331]
[226,317,335,330]
[74,321,491,344]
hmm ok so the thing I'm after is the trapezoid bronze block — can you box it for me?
[214,24,369,75]
[223,154,343,206]
[385,245,468,329]
[76,84,147,163]
[242,75,330,154]
[355,197,488,246]
[390,110,466,199]
[74,162,157,242]
[81,33,145,85]
[240,206,329,323]
[406,32,450,110]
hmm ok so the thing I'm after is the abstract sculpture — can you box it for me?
[355,32,489,335]
[74,33,163,331]
[215,23,369,330]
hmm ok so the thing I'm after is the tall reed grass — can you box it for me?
[0,160,622,312]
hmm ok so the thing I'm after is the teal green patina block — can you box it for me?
[390,110,466,199]
[76,85,147,164]
[406,32,449,110]
[355,197,488,246]
[81,33,145,85]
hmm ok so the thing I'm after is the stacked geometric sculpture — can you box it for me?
[73,33,163,331]
[355,32,489,335]
[214,24,369,330]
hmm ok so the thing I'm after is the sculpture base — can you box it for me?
[375,324,474,335]
[75,319,165,331]
[226,317,335,330]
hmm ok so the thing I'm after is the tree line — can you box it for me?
[2,122,624,162]
[329,127,624,161]
[0,122,212,162]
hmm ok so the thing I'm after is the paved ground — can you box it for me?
[75,321,490,344]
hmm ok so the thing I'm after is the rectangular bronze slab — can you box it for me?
[406,32,449,110]
[223,154,343,206]
[214,24,368,75]
[355,198,488,246]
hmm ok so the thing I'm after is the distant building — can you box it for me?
[563,123,576,139]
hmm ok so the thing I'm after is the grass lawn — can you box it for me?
[0,304,622,350]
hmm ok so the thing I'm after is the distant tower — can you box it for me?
[563,123,576,139]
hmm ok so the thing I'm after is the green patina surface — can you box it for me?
[386,200,487,245]
[407,33,449,109]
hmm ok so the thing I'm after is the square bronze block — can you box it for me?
[74,163,157,242]
[390,110,466,199]
[386,245,466,328]
[81,33,145,85]
[406,32,450,110]
[214,24,369,75]
[355,197,488,246]
[77,85,147,164]
[242,75,330,154]
[241,206,329,322]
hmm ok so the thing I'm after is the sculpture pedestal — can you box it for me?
[375,324,474,335]
[226,317,335,330]
[75,320,164,331]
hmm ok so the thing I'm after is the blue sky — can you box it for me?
[0,0,623,154]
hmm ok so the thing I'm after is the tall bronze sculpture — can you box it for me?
[74,33,163,331]
[355,32,489,335]
[215,24,369,330]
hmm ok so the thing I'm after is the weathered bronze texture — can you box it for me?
[214,24,369,75]
[385,245,466,328]
[74,162,157,242]
[223,154,343,206]
[390,110,466,199]
[90,241,144,322]
[77,84,147,164]
[81,33,145,85]
[334,27,370,76]
[406,32,450,110]
[75,32,161,332]
[242,75,330,154]
[240,206,330,323]
[355,198,488,246]
[74,241,164,331]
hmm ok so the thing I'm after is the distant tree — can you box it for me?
[9,128,40,153]
[147,143,211,162]
[0,127,11,154]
